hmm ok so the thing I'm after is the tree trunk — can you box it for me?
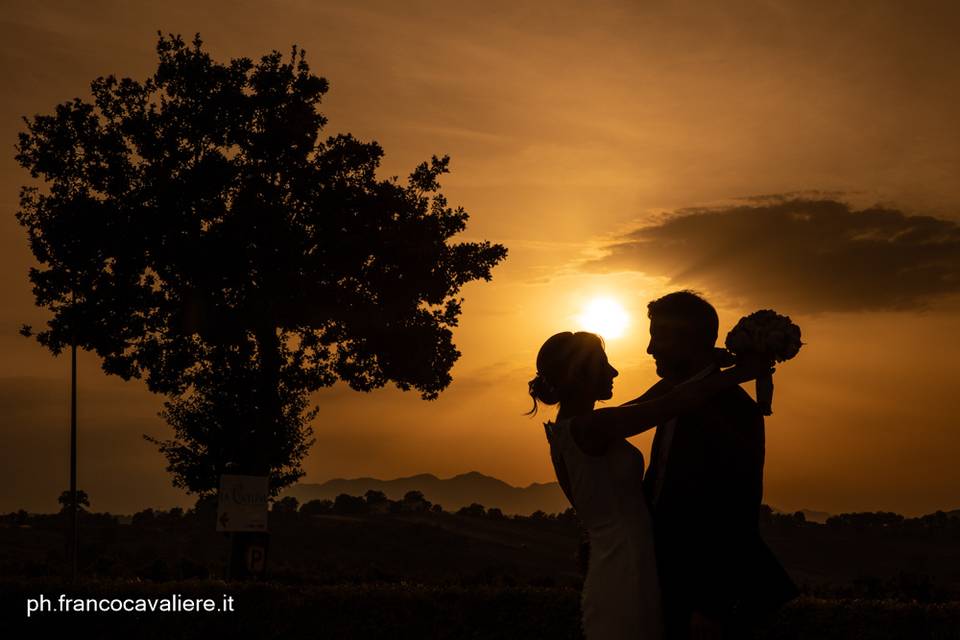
[227,323,280,581]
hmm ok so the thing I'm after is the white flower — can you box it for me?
[725,310,802,363]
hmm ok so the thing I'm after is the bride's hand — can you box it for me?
[712,347,736,368]
[726,352,775,384]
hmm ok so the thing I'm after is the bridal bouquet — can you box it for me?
[725,310,802,415]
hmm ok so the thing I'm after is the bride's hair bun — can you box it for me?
[526,331,604,416]
[528,372,560,406]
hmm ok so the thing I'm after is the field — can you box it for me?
[3,506,960,637]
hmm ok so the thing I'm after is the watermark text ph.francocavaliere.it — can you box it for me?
[26,593,235,617]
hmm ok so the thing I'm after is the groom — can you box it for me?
[630,291,797,639]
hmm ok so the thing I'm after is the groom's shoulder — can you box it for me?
[727,384,759,408]
[707,384,763,419]
[694,386,764,452]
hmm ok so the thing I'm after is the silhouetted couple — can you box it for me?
[530,291,797,640]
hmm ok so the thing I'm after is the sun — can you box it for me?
[577,297,630,340]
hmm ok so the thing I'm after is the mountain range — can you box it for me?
[285,472,957,521]
[284,471,570,515]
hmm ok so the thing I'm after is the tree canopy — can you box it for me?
[16,33,507,493]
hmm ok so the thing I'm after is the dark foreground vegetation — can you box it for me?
[3,580,959,639]
[3,495,959,638]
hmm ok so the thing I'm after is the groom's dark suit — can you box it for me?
[644,372,797,638]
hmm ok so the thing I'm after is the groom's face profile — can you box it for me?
[646,316,705,382]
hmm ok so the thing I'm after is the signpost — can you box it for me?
[217,474,269,579]
[217,475,269,532]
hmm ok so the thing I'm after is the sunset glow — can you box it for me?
[1,1,958,520]
[577,297,630,340]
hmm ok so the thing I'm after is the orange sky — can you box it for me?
[1,0,958,516]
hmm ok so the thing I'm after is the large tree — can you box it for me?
[16,34,507,494]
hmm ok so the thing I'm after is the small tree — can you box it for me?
[457,503,486,518]
[401,490,431,512]
[272,496,299,514]
[364,489,390,511]
[188,494,219,520]
[155,507,184,524]
[58,489,90,513]
[364,490,388,505]
[300,499,333,515]
[15,33,507,495]
[333,494,367,515]
[132,508,156,526]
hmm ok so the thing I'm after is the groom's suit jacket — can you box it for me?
[643,374,797,625]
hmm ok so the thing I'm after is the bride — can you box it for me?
[529,331,769,640]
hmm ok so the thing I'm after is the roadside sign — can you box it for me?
[216,474,269,532]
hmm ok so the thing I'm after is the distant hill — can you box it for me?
[284,472,570,516]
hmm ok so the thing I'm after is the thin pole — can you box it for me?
[70,339,78,583]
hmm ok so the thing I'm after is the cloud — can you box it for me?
[584,198,960,313]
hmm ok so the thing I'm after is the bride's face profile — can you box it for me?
[529,331,615,413]
[583,347,618,401]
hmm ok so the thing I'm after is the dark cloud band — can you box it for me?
[586,198,959,313]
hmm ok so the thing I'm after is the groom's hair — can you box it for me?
[647,290,718,349]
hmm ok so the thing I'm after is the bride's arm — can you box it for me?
[618,349,733,406]
[573,364,770,453]
[619,378,674,406]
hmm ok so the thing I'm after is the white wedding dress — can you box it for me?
[546,418,663,640]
